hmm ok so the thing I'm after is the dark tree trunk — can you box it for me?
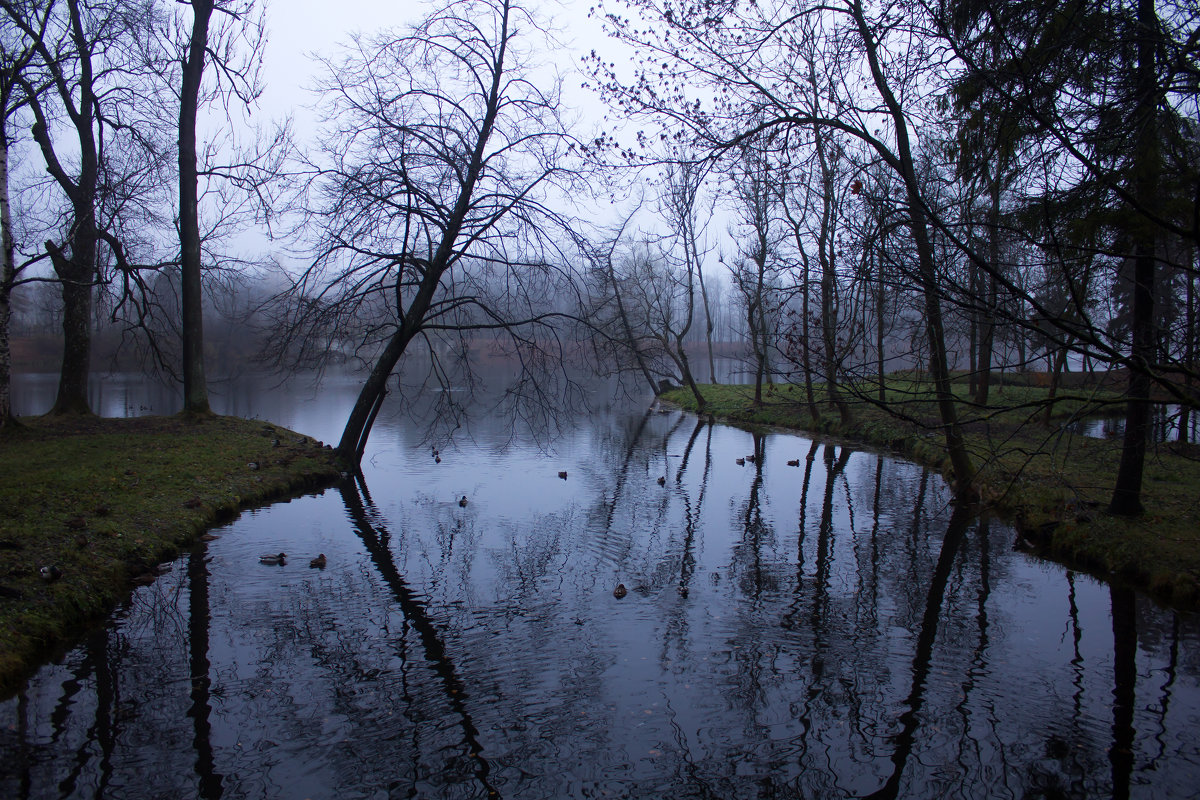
[48,234,95,415]
[336,324,415,464]
[179,0,215,415]
[974,175,1001,406]
[0,117,14,427]
[1110,0,1160,516]
[853,0,973,495]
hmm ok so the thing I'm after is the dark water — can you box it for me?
[1066,403,1199,445]
[3,373,1199,799]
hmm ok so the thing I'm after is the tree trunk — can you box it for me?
[610,261,657,393]
[803,255,821,422]
[876,253,886,405]
[1179,249,1194,441]
[337,324,415,463]
[974,174,1001,406]
[1109,0,1160,516]
[0,120,14,426]
[814,127,848,422]
[179,0,214,415]
[1043,342,1069,427]
[852,0,973,495]
[48,232,95,415]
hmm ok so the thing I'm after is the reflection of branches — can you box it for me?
[339,477,500,799]
[674,418,712,598]
[864,504,972,800]
[187,548,222,798]
[783,439,821,629]
[1110,586,1136,800]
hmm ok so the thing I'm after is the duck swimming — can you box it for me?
[458,496,468,507]
[613,583,627,599]
[259,552,287,565]
[309,554,327,569]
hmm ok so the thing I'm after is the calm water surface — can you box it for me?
[2,373,1199,799]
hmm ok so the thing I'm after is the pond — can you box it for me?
[2,372,1199,799]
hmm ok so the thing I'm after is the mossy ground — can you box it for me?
[0,414,341,695]
[664,377,1200,609]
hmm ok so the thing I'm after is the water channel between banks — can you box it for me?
[2,372,1198,799]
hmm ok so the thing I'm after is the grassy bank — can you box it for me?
[663,380,1200,609]
[0,414,341,695]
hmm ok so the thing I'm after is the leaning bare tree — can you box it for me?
[275,0,584,467]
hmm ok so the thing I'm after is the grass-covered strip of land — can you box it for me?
[0,415,341,695]
[662,377,1200,609]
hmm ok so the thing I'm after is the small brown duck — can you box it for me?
[787,459,800,467]
[309,554,327,569]
[458,496,469,507]
[657,476,666,486]
[259,552,287,565]
[735,458,745,466]
[613,583,628,599]
[558,471,568,480]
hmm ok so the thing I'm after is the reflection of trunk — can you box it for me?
[813,445,850,623]
[864,505,972,800]
[187,547,223,798]
[783,439,821,628]
[740,432,767,596]
[598,406,655,542]
[1110,585,1137,800]
[675,419,712,597]
[339,478,499,797]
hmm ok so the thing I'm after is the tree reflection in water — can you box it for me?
[2,406,1199,799]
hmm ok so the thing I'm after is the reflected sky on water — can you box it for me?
[3,372,1199,799]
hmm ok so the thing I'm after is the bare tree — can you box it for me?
[274,0,584,467]
[0,17,42,426]
[2,0,164,415]
[726,139,783,407]
[592,0,978,493]
[660,151,717,383]
[172,1,263,413]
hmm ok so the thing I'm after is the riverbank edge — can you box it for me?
[0,414,343,697]
[661,386,1200,612]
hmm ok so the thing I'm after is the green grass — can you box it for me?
[664,379,1200,609]
[0,414,341,695]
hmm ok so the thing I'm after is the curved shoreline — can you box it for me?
[0,414,342,696]
[661,384,1200,612]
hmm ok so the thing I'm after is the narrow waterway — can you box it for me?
[2,373,1198,799]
